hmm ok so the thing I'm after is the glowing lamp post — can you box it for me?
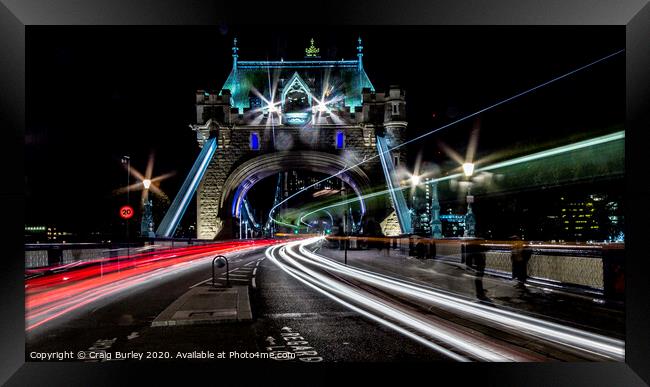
[462,162,475,177]
[463,162,476,237]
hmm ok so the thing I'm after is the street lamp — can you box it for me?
[143,178,152,190]
[462,162,475,177]
[410,174,421,186]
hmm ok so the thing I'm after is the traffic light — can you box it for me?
[294,229,299,234]
[325,229,331,234]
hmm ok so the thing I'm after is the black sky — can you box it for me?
[25,26,624,233]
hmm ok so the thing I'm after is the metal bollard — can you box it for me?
[212,255,229,287]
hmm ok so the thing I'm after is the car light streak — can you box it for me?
[26,241,265,291]
[265,244,470,361]
[299,130,624,226]
[267,239,549,361]
[288,238,624,361]
[26,239,282,331]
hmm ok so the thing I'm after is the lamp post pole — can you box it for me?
[462,162,476,238]
[121,155,131,269]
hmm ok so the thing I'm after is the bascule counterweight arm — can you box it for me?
[376,135,412,234]
[156,137,218,238]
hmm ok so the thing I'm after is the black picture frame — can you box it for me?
[1,1,649,385]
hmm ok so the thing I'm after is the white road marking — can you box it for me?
[189,277,213,288]
[252,277,256,288]
[188,266,244,288]
[253,268,258,276]
[127,332,139,340]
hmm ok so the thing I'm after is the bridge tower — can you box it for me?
[157,37,412,239]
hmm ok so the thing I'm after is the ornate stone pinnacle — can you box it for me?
[305,38,320,57]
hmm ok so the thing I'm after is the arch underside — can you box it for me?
[220,151,372,220]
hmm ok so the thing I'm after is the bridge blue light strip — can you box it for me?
[267,49,624,228]
[237,60,358,69]
[376,136,412,234]
[156,137,218,238]
[243,198,261,229]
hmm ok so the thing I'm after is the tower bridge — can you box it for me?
[157,38,412,239]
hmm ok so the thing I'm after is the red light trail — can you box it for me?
[26,239,283,331]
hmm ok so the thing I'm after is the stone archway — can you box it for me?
[200,150,373,239]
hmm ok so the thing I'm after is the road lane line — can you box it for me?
[218,277,249,282]
[189,278,213,288]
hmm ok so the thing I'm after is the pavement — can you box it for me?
[151,285,251,326]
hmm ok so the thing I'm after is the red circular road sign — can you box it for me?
[119,205,134,219]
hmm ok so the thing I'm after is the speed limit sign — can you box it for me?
[119,205,134,219]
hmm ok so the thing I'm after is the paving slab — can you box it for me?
[151,285,252,327]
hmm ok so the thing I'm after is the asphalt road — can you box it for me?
[26,243,445,363]
[263,238,624,362]
[26,237,624,363]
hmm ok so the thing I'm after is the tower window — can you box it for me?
[336,131,345,149]
[392,104,398,115]
[250,132,260,150]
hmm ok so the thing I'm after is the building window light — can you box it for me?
[250,132,260,150]
[336,131,345,149]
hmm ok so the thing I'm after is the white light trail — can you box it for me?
[267,238,625,361]
[299,130,624,226]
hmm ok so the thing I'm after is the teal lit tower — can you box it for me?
[430,180,442,238]
[141,198,155,238]
[464,194,476,237]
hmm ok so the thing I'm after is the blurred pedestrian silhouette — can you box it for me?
[469,242,489,301]
[510,235,531,292]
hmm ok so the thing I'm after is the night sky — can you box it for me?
[25,26,624,235]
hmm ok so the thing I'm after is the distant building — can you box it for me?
[440,212,465,237]
[24,225,47,243]
[558,194,623,242]
[25,225,75,243]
